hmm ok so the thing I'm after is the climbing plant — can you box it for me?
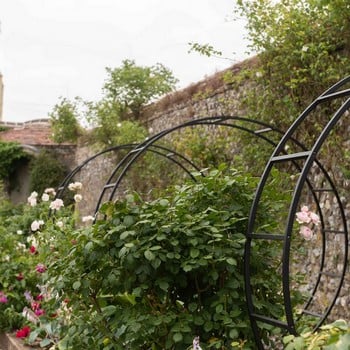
[0,141,27,181]
[233,0,350,130]
[29,150,68,195]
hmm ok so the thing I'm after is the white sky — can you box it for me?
[0,0,250,122]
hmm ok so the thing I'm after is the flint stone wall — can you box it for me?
[72,59,349,322]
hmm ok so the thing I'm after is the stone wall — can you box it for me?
[61,58,349,323]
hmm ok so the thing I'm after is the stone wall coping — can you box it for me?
[0,119,50,127]
[0,333,35,350]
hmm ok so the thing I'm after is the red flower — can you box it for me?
[31,301,40,311]
[35,263,46,273]
[16,326,31,338]
[34,308,45,316]
[16,272,24,281]
[29,245,37,254]
[36,294,44,301]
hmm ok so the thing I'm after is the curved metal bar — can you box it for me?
[284,98,350,328]
[245,77,350,348]
[94,116,292,213]
[55,143,202,200]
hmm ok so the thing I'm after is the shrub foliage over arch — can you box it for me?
[47,167,288,349]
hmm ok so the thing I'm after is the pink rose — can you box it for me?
[35,264,46,273]
[299,225,313,240]
[0,291,8,303]
[296,211,311,224]
[301,205,309,212]
[309,212,320,225]
[49,199,64,211]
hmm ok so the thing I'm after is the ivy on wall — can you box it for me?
[29,149,68,195]
[0,141,28,181]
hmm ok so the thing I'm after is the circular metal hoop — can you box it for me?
[245,77,350,348]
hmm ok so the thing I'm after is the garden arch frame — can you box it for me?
[245,76,350,348]
[55,78,349,347]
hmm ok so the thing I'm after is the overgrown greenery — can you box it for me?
[41,167,286,349]
[283,319,350,349]
[103,59,178,120]
[49,59,177,146]
[29,150,68,194]
[234,0,350,130]
[0,141,27,181]
[49,97,82,144]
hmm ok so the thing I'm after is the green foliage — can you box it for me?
[0,187,76,341]
[49,97,81,143]
[283,320,350,349]
[46,168,285,349]
[86,99,147,146]
[103,59,178,120]
[234,0,350,129]
[188,42,223,58]
[0,141,27,180]
[29,150,68,195]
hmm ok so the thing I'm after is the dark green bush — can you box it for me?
[48,167,286,349]
[29,150,68,195]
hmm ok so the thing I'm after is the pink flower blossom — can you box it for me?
[49,198,64,211]
[0,291,8,303]
[34,308,45,316]
[296,211,311,224]
[29,245,37,254]
[309,212,320,225]
[31,220,44,232]
[35,264,46,273]
[301,205,309,212]
[44,188,56,196]
[299,225,313,240]
[31,301,40,311]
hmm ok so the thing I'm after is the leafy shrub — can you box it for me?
[0,141,28,181]
[29,150,68,195]
[283,319,350,350]
[49,97,81,143]
[46,167,285,349]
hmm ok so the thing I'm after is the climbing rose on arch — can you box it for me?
[295,205,320,240]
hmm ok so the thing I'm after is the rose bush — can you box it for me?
[0,167,339,349]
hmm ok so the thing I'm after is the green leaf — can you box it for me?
[123,215,135,227]
[72,281,81,290]
[158,280,169,291]
[102,305,117,316]
[216,304,224,313]
[159,199,169,207]
[173,332,183,343]
[229,328,239,339]
[144,250,155,261]
[227,258,237,266]
[190,247,200,258]
[40,338,52,347]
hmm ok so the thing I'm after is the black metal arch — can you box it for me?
[93,116,291,214]
[55,143,203,201]
[245,77,350,348]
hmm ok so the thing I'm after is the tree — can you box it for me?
[49,97,81,143]
[103,59,178,120]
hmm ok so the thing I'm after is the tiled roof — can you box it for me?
[0,119,72,146]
